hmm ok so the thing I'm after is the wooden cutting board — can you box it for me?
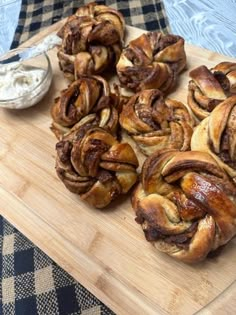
[1,21,236,315]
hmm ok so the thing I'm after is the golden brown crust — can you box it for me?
[57,2,125,79]
[50,76,119,139]
[188,62,236,120]
[213,62,236,93]
[119,89,194,155]
[116,32,186,93]
[191,95,236,181]
[132,149,236,263]
[56,126,138,208]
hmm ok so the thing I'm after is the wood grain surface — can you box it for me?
[1,24,236,315]
[163,0,236,57]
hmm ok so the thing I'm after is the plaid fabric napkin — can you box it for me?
[0,215,115,315]
[11,0,170,49]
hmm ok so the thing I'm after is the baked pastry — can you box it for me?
[57,2,125,80]
[119,89,194,155]
[191,95,236,182]
[132,149,236,263]
[188,62,236,120]
[51,76,119,139]
[56,125,139,208]
[116,32,186,93]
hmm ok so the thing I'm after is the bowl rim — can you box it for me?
[0,48,52,102]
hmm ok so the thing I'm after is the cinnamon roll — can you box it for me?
[51,76,119,139]
[188,62,236,120]
[57,2,125,80]
[116,32,186,93]
[119,89,194,155]
[191,95,236,182]
[56,125,139,208]
[132,149,236,263]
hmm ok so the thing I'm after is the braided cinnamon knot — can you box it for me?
[56,126,139,208]
[51,76,119,139]
[119,89,194,156]
[57,2,125,80]
[116,32,186,93]
[188,62,236,120]
[132,149,236,263]
[191,95,236,182]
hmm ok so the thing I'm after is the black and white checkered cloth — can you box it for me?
[11,0,170,49]
[0,216,115,315]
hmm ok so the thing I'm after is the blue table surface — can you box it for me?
[0,0,21,55]
[163,0,236,58]
[0,0,236,58]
